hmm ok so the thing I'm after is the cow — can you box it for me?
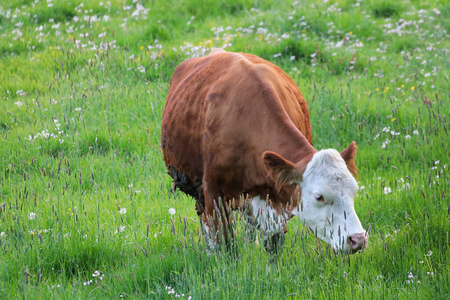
[161,49,368,256]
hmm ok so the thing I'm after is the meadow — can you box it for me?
[0,0,449,298]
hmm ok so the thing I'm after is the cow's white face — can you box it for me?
[263,143,368,254]
[291,149,367,253]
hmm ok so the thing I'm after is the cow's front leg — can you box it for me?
[250,196,288,261]
[244,200,258,243]
[263,230,286,261]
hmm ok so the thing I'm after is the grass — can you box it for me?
[0,0,449,298]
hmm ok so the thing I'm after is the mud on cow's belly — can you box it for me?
[168,165,205,215]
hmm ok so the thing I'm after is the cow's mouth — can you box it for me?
[306,225,369,254]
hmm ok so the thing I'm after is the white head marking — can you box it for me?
[292,149,366,253]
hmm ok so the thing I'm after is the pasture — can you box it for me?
[0,0,449,298]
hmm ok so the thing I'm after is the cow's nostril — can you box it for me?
[347,233,368,253]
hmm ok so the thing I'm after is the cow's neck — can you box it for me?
[261,119,316,213]
[269,120,316,165]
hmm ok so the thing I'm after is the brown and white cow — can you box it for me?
[161,49,368,255]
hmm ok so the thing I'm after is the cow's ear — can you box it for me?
[341,141,358,180]
[263,151,302,190]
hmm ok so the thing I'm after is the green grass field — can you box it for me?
[0,0,449,298]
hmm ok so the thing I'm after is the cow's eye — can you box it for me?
[313,193,324,202]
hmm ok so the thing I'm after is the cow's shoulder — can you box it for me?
[234,53,312,144]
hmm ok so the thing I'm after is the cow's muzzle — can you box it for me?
[347,232,368,253]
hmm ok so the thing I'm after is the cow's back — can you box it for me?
[161,51,312,212]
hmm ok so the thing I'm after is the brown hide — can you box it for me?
[161,51,315,220]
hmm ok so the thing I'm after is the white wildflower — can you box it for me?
[93,271,101,277]
[83,280,93,286]
[115,226,126,234]
[433,8,441,16]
